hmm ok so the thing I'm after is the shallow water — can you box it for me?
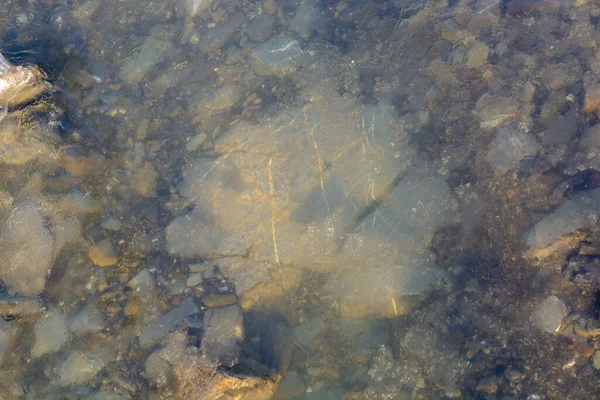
[1,0,600,399]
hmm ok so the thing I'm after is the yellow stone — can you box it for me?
[89,239,118,267]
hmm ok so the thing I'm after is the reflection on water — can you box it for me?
[0,0,600,398]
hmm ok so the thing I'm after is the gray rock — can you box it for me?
[119,35,173,85]
[191,84,243,119]
[245,13,275,43]
[531,295,568,334]
[248,37,304,77]
[69,305,105,336]
[0,320,18,364]
[0,201,55,295]
[289,3,322,39]
[199,13,244,53]
[201,304,243,367]
[32,307,70,358]
[145,351,172,388]
[485,124,540,175]
[473,94,519,130]
[139,297,199,348]
[524,188,600,252]
[215,258,272,296]
[58,346,116,386]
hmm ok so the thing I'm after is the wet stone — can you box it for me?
[0,320,18,364]
[532,295,568,334]
[202,293,237,308]
[192,84,243,119]
[0,201,55,295]
[88,239,118,267]
[245,12,276,43]
[58,345,116,386]
[119,35,172,85]
[198,13,244,53]
[248,37,304,77]
[524,188,600,254]
[201,304,244,367]
[585,84,600,114]
[473,94,519,130]
[466,42,489,69]
[185,133,207,152]
[69,305,105,336]
[289,3,323,40]
[31,307,70,358]
[0,53,49,109]
[485,124,540,175]
[139,297,199,348]
[274,370,305,400]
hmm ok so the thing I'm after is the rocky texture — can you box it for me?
[192,84,243,119]
[531,295,568,334]
[0,53,49,109]
[58,346,116,386]
[88,239,118,267]
[524,189,600,257]
[485,124,540,175]
[199,13,244,53]
[246,13,275,43]
[139,297,199,348]
[0,112,60,166]
[289,3,323,39]
[248,37,304,77]
[473,94,520,130]
[119,35,172,85]
[174,363,279,400]
[0,201,55,295]
[0,320,18,364]
[200,304,244,367]
[31,307,69,358]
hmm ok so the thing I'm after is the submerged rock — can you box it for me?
[191,84,243,119]
[524,189,600,256]
[0,320,18,364]
[199,13,244,53]
[0,201,55,295]
[119,35,172,85]
[473,94,519,130]
[532,295,568,334]
[485,124,540,175]
[31,307,70,358]
[0,53,49,109]
[289,3,323,39]
[248,37,304,77]
[58,346,116,386]
[167,94,410,265]
[139,297,199,348]
[200,304,244,367]
[246,13,276,43]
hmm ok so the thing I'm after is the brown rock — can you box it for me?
[202,294,237,308]
[173,363,279,400]
[89,239,118,267]
[585,85,600,113]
